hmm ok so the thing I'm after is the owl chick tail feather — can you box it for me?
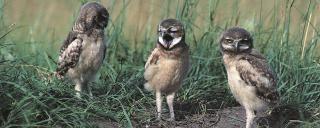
[144,83,154,92]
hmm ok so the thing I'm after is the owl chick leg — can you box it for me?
[83,82,93,98]
[74,81,83,98]
[88,85,93,97]
[156,90,162,120]
[245,108,256,128]
[166,92,175,121]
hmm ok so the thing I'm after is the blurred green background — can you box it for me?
[4,0,319,55]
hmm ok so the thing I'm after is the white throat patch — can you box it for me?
[158,36,182,49]
[158,36,166,47]
[170,37,182,48]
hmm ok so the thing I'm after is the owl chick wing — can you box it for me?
[144,48,160,69]
[55,32,83,78]
[144,48,160,81]
[236,51,279,104]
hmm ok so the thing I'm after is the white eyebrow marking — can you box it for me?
[225,37,231,40]
[170,27,178,31]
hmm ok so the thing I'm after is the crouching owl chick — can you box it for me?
[144,19,190,121]
[55,2,109,98]
[219,27,280,128]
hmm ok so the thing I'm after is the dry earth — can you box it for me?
[91,105,304,128]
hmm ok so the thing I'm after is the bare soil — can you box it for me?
[92,105,305,128]
[141,107,246,128]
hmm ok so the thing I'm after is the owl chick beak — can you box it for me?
[233,40,250,53]
[158,32,182,49]
[233,40,240,52]
[163,33,173,48]
[159,32,173,49]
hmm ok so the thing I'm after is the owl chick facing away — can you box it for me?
[144,19,190,121]
[220,27,279,128]
[55,2,109,98]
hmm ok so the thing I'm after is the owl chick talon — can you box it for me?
[165,117,175,122]
[54,72,64,79]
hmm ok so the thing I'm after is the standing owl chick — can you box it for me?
[55,2,109,98]
[144,19,189,121]
[219,27,279,128]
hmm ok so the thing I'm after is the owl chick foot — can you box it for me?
[164,117,175,122]
[54,72,64,79]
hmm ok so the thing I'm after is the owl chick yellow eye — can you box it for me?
[226,39,233,43]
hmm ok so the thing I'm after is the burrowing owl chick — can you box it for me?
[55,2,109,98]
[219,27,279,128]
[144,19,190,121]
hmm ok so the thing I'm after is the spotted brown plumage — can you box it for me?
[220,27,279,128]
[55,2,109,98]
[56,32,82,78]
[236,51,279,104]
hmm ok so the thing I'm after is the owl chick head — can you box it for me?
[157,19,185,50]
[219,27,253,53]
[74,2,109,32]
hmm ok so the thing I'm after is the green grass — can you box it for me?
[1,0,320,127]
